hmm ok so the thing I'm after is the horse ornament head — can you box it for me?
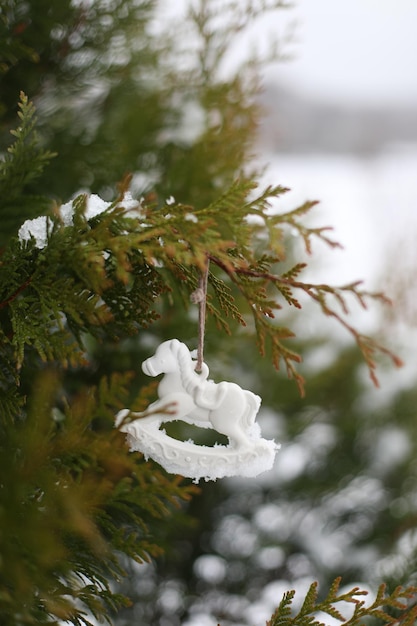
[115,339,279,482]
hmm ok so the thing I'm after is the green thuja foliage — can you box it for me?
[268,578,417,626]
[0,92,55,245]
[0,367,196,625]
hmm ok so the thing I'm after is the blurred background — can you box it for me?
[2,1,417,625]
[258,0,417,291]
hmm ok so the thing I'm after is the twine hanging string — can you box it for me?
[190,260,209,373]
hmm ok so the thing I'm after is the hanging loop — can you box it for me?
[190,259,209,373]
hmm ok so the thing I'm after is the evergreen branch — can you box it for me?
[0,92,56,244]
[209,255,402,389]
[0,276,32,310]
[266,578,417,626]
[208,254,305,392]
[4,169,369,394]
[0,368,195,624]
[270,200,342,254]
[2,171,398,395]
[187,0,293,80]
[208,270,247,327]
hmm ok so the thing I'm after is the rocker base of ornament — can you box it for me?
[118,414,278,483]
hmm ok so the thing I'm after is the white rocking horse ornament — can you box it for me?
[116,339,278,482]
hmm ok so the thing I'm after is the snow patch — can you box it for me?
[18,215,52,249]
[18,192,142,249]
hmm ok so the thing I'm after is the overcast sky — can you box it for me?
[265,0,417,107]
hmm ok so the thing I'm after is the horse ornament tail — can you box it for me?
[115,339,279,483]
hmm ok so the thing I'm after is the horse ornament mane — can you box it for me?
[115,339,279,482]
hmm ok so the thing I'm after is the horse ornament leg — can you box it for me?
[115,339,279,482]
